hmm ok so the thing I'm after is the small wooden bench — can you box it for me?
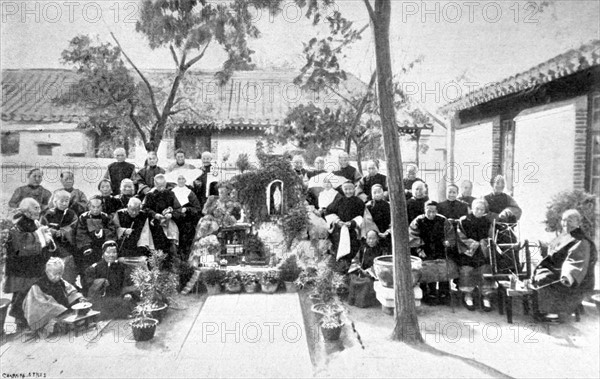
[59,310,101,336]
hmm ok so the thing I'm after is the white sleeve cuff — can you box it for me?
[35,229,47,248]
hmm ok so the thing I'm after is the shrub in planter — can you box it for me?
[202,268,227,294]
[320,315,343,342]
[260,270,280,293]
[130,250,179,323]
[279,255,302,284]
[294,265,318,291]
[241,273,260,293]
[224,271,243,293]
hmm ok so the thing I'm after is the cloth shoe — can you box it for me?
[482,297,493,312]
[463,294,475,311]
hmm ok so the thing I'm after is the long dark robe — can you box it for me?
[437,200,469,221]
[483,192,522,222]
[193,164,218,209]
[406,196,429,224]
[358,173,388,201]
[403,177,423,200]
[353,242,386,270]
[97,194,121,217]
[334,165,362,183]
[171,186,202,259]
[409,214,454,260]
[325,195,365,261]
[367,199,391,250]
[142,189,181,252]
[75,211,116,271]
[4,217,50,293]
[135,165,166,199]
[533,228,597,314]
[114,193,137,211]
[113,209,151,258]
[85,260,130,297]
[456,214,491,268]
[104,161,136,195]
[40,208,77,259]
[457,195,476,208]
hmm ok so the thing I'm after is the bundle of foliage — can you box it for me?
[294,265,319,290]
[278,254,302,282]
[313,261,346,304]
[279,204,310,249]
[261,270,280,285]
[230,148,305,225]
[243,233,266,262]
[223,271,242,287]
[241,273,259,287]
[236,153,252,173]
[544,190,596,236]
[201,268,227,287]
[130,250,179,308]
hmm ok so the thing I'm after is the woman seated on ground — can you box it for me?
[533,209,597,323]
[456,199,495,312]
[23,258,86,337]
[347,230,385,308]
[325,181,365,263]
[85,241,137,319]
[86,241,136,300]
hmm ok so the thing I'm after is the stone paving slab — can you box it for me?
[173,293,313,378]
[0,293,313,378]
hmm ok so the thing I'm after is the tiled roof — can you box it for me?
[2,69,366,129]
[438,40,600,114]
[2,69,87,123]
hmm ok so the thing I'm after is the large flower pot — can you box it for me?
[373,255,422,288]
[131,318,159,342]
[225,283,242,293]
[149,303,168,323]
[244,282,260,293]
[321,323,343,341]
[0,298,9,336]
[206,284,222,296]
[261,282,279,294]
[284,281,297,293]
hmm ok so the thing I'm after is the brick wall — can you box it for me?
[573,96,589,190]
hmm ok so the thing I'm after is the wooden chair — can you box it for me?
[484,221,535,323]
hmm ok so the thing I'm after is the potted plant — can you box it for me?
[224,271,242,293]
[242,273,260,293]
[130,250,178,323]
[202,267,227,295]
[310,263,345,322]
[294,265,318,292]
[260,270,280,294]
[130,300,159,342]
[320,314,344,342]
[278,255,302,292]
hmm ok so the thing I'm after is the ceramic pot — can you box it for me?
[131,318,158,342]
[261,282,278,294]
[321,323,343,341]
[284,281,297,293]
[373,255,422,288]
[243,282,260,293]
[206,284,222,296]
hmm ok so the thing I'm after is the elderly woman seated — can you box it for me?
[533,209,597,323]
[23,257,86,337]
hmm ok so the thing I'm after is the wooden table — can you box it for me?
[59,310,101,336]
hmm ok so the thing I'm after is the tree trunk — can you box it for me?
[371,0,423,344]
[355,142,363,175]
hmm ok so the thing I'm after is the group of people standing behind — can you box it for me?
[297,154,595,321]
[4,148,221,333]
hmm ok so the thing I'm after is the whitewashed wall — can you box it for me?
[513,99,578,240]
[454,120,494,197]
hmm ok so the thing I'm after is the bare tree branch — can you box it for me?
[169,44,180,67]
[363,0,376,21]
[111,32,162,121]
[128,100,148,147]
[184,39,212,70]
